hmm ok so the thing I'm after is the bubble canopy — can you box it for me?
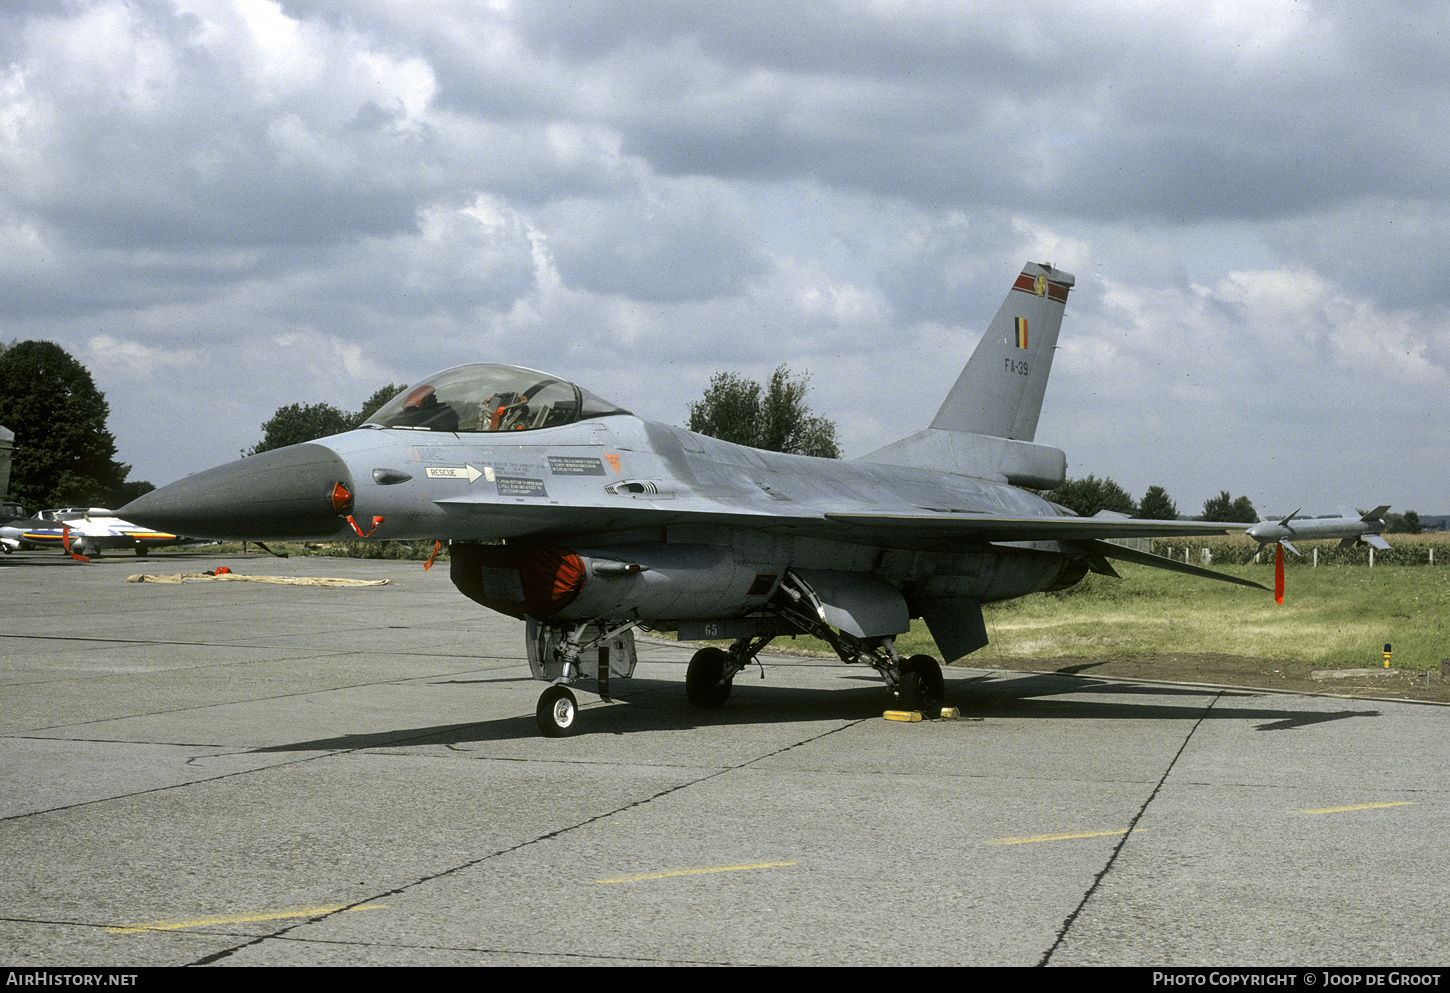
[364,364,630,434]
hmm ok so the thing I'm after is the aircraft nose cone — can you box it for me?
[119,443,354,541]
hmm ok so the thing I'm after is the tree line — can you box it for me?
[3,341,1424,535]
[1043,475,1423,529]
[1044,476,1254,522]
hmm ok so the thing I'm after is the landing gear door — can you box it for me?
[526,619,638,681]
[788,568,910,638]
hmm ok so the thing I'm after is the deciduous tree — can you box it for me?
[247,402,353,456]
[1201,491,1258,523]
[688,365,841,458]
[1386,510,1422,534]
[1046,475,1136,517]
[353,383,404,425]
[0,340,130,507]
[247,383,405,456]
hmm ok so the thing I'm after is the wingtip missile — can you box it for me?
[1245,506,1392,604]
[1246,506,1391,551]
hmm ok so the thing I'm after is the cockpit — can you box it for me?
[363,364,630,434]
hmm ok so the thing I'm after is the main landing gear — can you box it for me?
[897,654,945,711]
[526,605,950,736]
[682,629,948,716]
[685,647,733,709]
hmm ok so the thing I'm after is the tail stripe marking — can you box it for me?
[1011,272,1072,303]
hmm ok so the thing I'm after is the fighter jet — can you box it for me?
[122,262,1268,736]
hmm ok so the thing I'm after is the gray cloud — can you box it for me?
[0,0,1444,515]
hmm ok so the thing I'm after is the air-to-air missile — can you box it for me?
[1246,506,1392,558]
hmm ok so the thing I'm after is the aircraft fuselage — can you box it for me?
[129,412,1079,634]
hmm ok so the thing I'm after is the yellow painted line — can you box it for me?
[597,862,797,884]
[987,828,1143,846]
[1297,801,1417,815]
[106,903,387,934]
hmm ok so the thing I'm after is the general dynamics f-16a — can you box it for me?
[122,262,1270,737]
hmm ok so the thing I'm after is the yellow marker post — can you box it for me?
[1384,643,1392,668]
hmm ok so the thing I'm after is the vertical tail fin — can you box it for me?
[930,262,1073,441]
[858,262,1074,488]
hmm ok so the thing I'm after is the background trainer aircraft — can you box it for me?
[122,262,1270,736]
[7,508,188,558]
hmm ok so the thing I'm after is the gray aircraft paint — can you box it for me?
[120,262,1269,734]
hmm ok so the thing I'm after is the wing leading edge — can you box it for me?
[825,511,1243,544]
[826,511,1270,591]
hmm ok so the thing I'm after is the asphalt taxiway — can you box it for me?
[2,551,1446,966]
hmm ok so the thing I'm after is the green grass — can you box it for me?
[745,564,1449,671]
[950,564,1448,670]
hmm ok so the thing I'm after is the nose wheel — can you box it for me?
[536,685,580,737]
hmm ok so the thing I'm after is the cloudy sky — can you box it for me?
[2,0,1446,517]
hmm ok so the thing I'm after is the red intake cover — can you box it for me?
[449,544,586,619]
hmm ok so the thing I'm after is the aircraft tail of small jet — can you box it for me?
[857,262,1073,489]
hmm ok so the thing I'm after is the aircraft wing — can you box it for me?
[822,511,1243,547]
[823,512,1270,591]
[429,494,1246,550]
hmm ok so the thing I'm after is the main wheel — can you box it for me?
[536,685,580,737]
[898,655,945,710]
[686,647,733,709]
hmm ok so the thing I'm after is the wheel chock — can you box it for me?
[884,706,961,722]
